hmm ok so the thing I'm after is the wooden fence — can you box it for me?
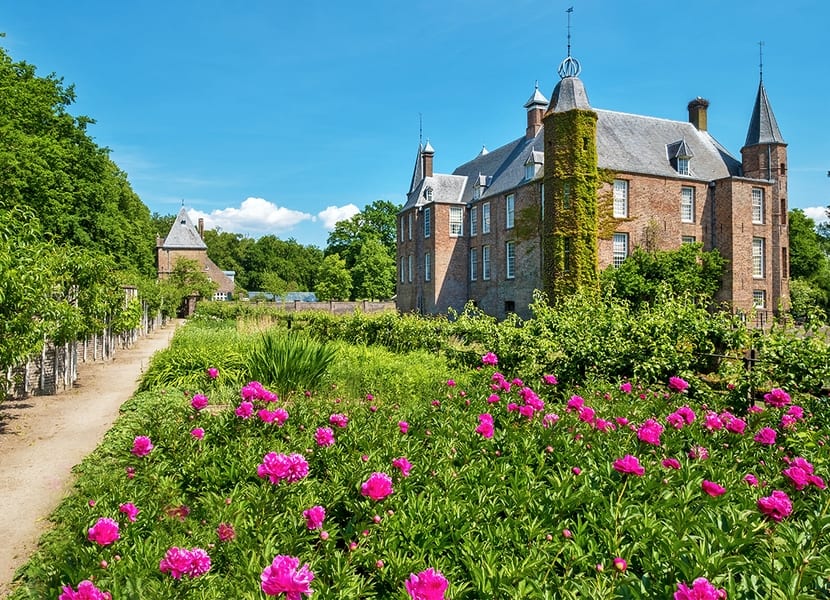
[4,304,165,401]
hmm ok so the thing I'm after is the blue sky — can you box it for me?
[4,0,829,248]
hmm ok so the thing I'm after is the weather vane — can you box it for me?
[566,6,574,58]
[557,7,581,79]
[759,41,764,82]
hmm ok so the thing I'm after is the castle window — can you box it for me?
[681,187,695,223]
[668,140,693,175]
[505,300,516,313]
[482,245,491,280]
[449,206,463,237]
[780,198,787,225]
[470,248,478,281]
[423,207,431,238]
[424,252,431,282]
[399,217,403,242]
[682,235,696,245]
[470,206,478,236]
[408,213,412,240]
[782,247,789,279]
[525,163,535,181]
[752,237,765,278]
[676,158,690,176]
[563,182,571,209]
[753,290,766,309]
[408,255,413,282]
[400,257,405,283]
[613,179,628,218]
[612,233,629,268]
[482,202,491,234]
[505,241,515,279]
[505,194,515,229]
[752,188,764,224]
[424,186,433,202]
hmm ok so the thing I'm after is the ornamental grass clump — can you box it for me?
[247,328,337,398]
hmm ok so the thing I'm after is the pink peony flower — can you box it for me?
[159,547,211,579]
[637,419,664,445]
[475,413,494,438]
[703,411,724,432]
[487,393,500,404]
[783,465,810,490]
[361,472,394,501]
[131,435,153,457]
[118,503,139,523]
[613,557,627,572]
[207,367,219,380]
[261,554,314,598]
[753,427,777,445]
[668,376,689,393]
[481,352,499,366]
[613,455,645,476]
[58,580,111,600]
[543,413,560,428]
[566,395,584,412]
[329,413,348,428]
[744,473,759,486]
[578,405,595,424]
[392,456,412,477]
[572,467,582,475]
[303,505,326,530]
[787,405,804,420]
[688,445,709,460]
[701,480,726,497]
[542,374,558,385]
[405,567,449,600]
[190,394,208,411]
[662,458,682,470]
[190,427,205,439]
[257,452,309,485]
[87,517,120,546]
[758,490,793,521]
[399,421,409,434]
[315,427,335,447]
[725,417,747,435]
[619,382,632,394]
[235,401,255,419]
[764,387,791,408]
[216,522,236,541]
[674,577,727,599]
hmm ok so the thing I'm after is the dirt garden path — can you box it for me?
[0,321,181,598]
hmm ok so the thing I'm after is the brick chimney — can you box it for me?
[524,84,549,139]
[198,218,205,239]
[422,140,435,178]
[688,97,709,131]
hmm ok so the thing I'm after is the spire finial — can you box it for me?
[758,40,764,83]
[557,7,581,79]
[419,112,423,146]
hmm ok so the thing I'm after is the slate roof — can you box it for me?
[744,81,785,147]
[163,207,207,249]
[547,76,591,113]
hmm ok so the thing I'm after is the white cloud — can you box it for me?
[317,204,361,229]
[189,197,313,235]
[802,206,829,224]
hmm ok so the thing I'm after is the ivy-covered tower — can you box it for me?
[542,53,600,299]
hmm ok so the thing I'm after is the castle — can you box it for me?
[396,51,789,322]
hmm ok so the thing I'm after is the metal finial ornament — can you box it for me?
[557,7,581,79]
[758,41,764,82]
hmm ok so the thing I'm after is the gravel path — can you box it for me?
[0,321,179,598]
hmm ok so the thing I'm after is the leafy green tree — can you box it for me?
[325,200,401,269]
[159,257,218,316]
[600,243,726,306]
[315,254,352,301]
[352,238,396,300]
[788,209,826,279]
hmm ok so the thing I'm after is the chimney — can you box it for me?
[687,97,709,131]
[524,84,549,139]
[422,140,435,178]
[198,218,204,239]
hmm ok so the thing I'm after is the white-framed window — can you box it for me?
[470,206,478,236]
[681,187,695,223]
[424,252,431,282]
[681,235,696,245]
[752,188,764,224]
[470,248,478,281]
[407,255,413,282]
[613,179,628,218]
[525,163,535,181]
[677,157,690,176]
[753,290,766,309]
[505,241,515,279]
[482,202,491,234]
[505,194,515,229]
[400,257,405,283]
[612,233,628,268]
[399,217,403,242]
[424,187,433,202]
[423,207,431,238]
[449,206,463,237]
[482,245,491,280]
[752,237,765,278]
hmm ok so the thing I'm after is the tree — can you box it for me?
[787,208,830,320]
[160,257,217,316]
[600,243,726,306]
[352,238,396,300]
[325,200,401,269]
[315,254,352,301]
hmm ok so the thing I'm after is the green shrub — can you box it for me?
[246,329,338,398]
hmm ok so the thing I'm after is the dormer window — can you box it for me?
[525,163,535,181]
[424,186,433,202]
[524,151,543,181]
[472,173,489,200]
[667,140,693,176]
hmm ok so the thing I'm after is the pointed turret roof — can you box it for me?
[408,143,424,194]
[163,206,207,249]
[744,81,785,147]
[524,83,549,109]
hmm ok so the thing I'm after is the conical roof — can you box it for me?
[163,207,207,249]
[744,82,785,147]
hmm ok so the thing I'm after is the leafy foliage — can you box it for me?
[246,329,338,398]
[315,254,353,301]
